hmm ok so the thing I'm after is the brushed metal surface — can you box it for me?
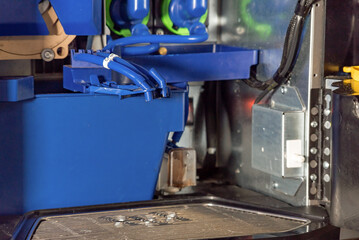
[31,203,309,240]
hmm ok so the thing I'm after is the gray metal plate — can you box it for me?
[31,203,309,240]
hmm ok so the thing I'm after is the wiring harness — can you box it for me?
[243,0,321,104]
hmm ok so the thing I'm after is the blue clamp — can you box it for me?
[64,50,170,101]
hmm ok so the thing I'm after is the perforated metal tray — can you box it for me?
[11,196,331,240]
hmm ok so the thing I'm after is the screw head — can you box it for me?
[280,86,287,94]
[324,109,331,116]
[323,161,330,169]
[310,147,318,155]
[156,28,164,35]
[323,174,331,182]
[311,107,319,115]
[324,121,331,129]
[310,160,318,168]
[310,174,317,181]
[310,134,318,142]
[323,148,330,156]
[311,121,318,128]
[41,48,55,62]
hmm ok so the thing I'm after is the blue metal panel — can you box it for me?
[0,1,49,36]
[63,66,112,93]
[0,0,102,36]
[125,44,258,82]
[0,91,185,215]
[0,77,34,102]
[51,0,103,35]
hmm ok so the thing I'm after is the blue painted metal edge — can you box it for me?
[125,44,258,82]
[66,45,258,91]
[0,77,34,102]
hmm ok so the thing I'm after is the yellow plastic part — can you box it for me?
[343,66,359,93]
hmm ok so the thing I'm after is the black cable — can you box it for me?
[246,0,320,104]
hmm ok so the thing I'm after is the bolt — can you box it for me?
[41,48,55,62]
[310,160,317,168]
[156,28,164,35]
[311,107,319,115]
[310,147,318,155]
[272,182,279,189]
[281,86,287,94]
[324,121,331,129]
[323,161,330,169]
[323,174,331,182]
[310,174,317,181]
[324,109,331,116]
[310,121,318,128]
[310,134,318,142]
[323,148,330,156]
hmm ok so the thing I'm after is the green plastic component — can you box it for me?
[239,0,272,40]
[161,0,208,36]
[106,0,150,37]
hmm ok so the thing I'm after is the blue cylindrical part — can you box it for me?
[127,0,149,20]
[122,43,160,56]
[186,0,207,18]
[169,0,207,28]
[110,0,150,28]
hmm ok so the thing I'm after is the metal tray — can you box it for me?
[11,196,336,240]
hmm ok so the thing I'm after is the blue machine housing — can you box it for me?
[0,0,102,36]
[0,91,185,215]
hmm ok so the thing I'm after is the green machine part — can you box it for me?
[161,0,208,35]
[106,0,150,37]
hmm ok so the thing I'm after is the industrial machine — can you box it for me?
[0,0,357,239]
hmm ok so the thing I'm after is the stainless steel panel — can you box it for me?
[252,105,305,178]
[218,0,326,206]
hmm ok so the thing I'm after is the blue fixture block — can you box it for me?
[0,77,34,102]
[125,44,258,82]
[64,66,112,93]
[0,91,185,215]
[0,0,102,36]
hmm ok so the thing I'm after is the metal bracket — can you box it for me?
[0,2,76,60]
